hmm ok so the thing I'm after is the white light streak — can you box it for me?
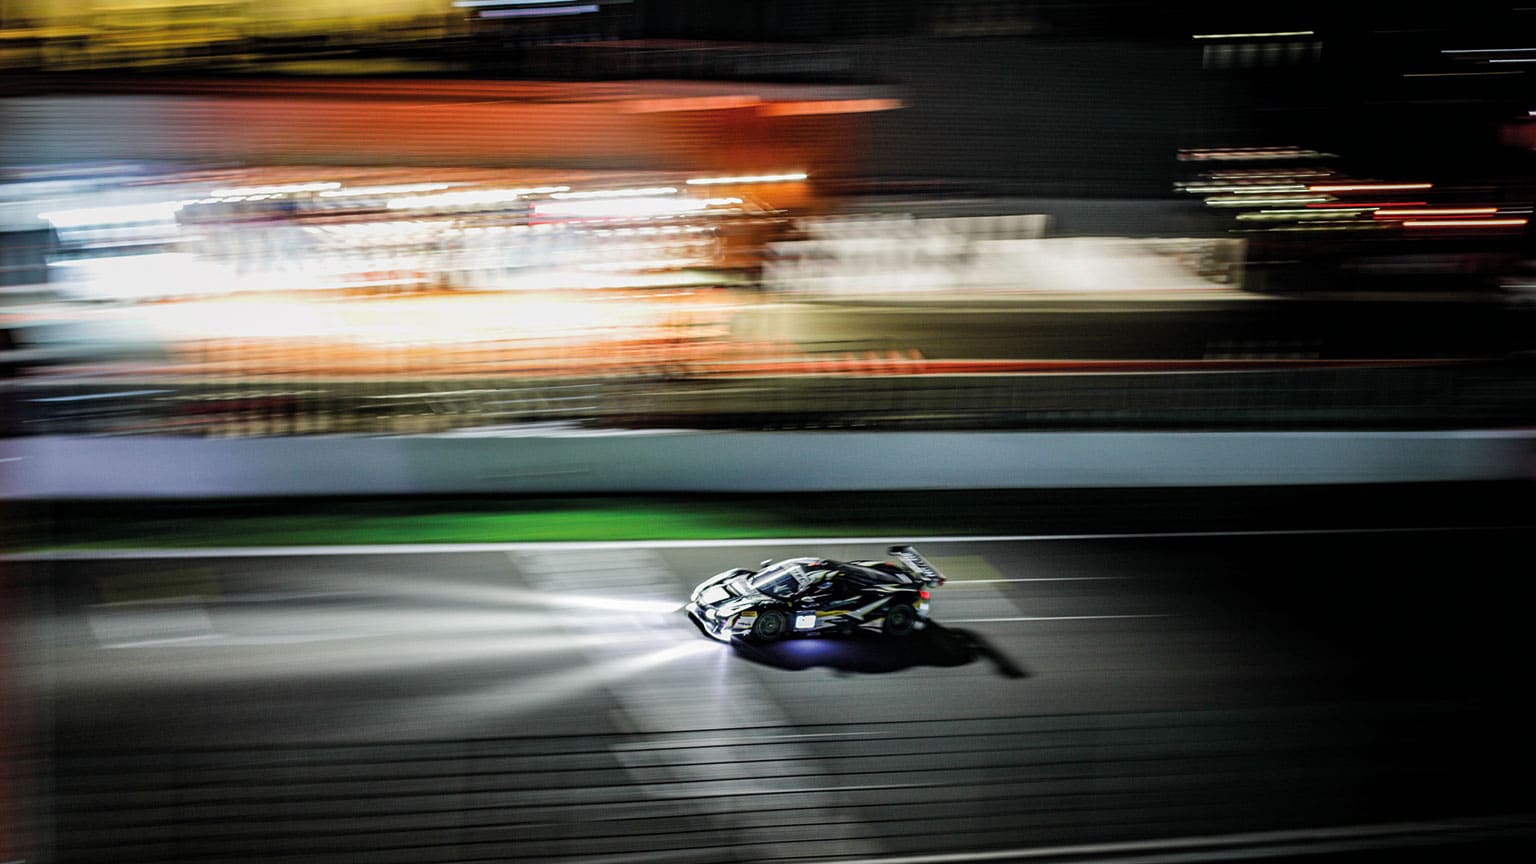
[1192,31,1315,40]
[319,183,456,198]
[1308,183,1433,192]
[1180,184,1310,194]
[535,197,711,219]
[1204,196,1331,207]
[1235,210,1362,221]
[208,181,341,197]
[31,390,170,403]
[387,186,568,210]
[549,186,678,200]
[452,0,580,6]
[479,4,596,17]
[1255,207,1375,215]
[686,172,808,185]
[946,615,1165,623]
[1403,71,1523,77]
[1179,148,1337,162]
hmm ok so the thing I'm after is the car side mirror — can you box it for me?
[759,559,772,569]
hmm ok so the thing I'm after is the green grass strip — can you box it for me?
[8,483,1533,553]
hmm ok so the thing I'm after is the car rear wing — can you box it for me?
[888,545,946,586]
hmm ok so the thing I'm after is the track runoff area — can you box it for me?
[8,523,1535,864]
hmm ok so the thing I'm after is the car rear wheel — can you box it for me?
[882,603,917,636]
[751,610,789,642]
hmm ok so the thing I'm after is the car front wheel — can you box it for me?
[751,610,789,642]
[882,603,917,636]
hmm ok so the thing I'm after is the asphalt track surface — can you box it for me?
[9,527,1536,863]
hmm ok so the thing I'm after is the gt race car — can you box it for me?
[686,546,947,643]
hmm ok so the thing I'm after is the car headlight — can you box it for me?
[705,607,717,619]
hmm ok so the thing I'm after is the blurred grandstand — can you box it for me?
[3,3,1536,437]
[4,163,1535,438]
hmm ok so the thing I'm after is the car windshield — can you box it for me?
[748,559,813,599]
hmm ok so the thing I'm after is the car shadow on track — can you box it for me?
[728,622,1028,679]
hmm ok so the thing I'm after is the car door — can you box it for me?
[822,570,871,619]
[788,569,837,631]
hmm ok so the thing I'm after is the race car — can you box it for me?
[686,545,947,643]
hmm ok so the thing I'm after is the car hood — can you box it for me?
[690,568,754,605]
[699,593,765,618]
[691,570,770,616]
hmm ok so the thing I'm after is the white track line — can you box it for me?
[797,814,1536,864]
[3,524,1509,561]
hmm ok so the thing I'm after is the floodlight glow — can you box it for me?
[38,201,186,227]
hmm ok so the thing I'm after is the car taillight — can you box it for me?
[919,589,930,600]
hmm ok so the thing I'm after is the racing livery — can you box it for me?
[686,546,946,643]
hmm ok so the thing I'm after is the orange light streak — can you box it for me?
[622,96,761,113]
[758,99,904,117]
[1373,208,1499,219]
[1401,219,1528,228]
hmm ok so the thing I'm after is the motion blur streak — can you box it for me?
[532,594,686,615]
[1403,219,1529,228]
[12,529,1535,862]
[800,815,1536,864]
[379,640,716,731]
[6,3,1536,862]
[1307,183,1434,192]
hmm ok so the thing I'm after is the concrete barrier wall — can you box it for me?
[3,430,1533,499]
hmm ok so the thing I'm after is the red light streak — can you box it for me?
[1373,208,1499,219]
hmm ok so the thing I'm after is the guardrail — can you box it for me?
[8,362,1536,438]
[2,427,1531,498]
